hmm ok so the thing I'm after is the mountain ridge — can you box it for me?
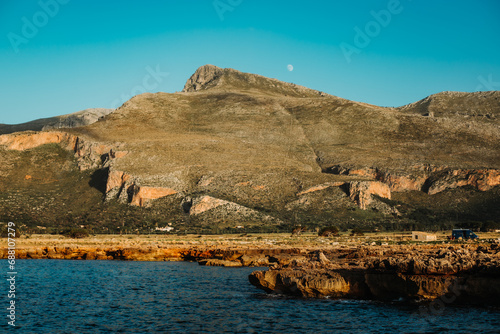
[0,108,114,135]
[399,91,500,121]
[182,64,333,99]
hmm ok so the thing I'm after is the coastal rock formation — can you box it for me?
[198,259,243,267]
[249,245,500,304]
[1,245,303,263]
[249,268,360,298]
[3,246,187,261]
[3,239,499,305]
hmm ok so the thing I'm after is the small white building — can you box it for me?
[412,231,437,241]
[155,226,174,232]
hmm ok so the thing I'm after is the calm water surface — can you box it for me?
[1,260,499,333]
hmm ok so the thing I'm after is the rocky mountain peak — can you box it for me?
[182,64,332,98]
[182,64,224,92]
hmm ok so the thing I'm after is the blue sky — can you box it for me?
[1,0,499,124]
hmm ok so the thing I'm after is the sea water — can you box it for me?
[1,260,498,333]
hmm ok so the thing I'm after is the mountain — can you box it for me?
[0,108,114,135]
[399,91,500,121]
[0,65,499,234]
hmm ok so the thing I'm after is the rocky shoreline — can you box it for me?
[249,243,500,305]
[0,244,301,264]
[2,238,499,305]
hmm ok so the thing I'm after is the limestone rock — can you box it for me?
[189,195,231,215]
[42,108,114,130]
[183,64,224,92]
[129,186,178,207]
[426,169,500,194]
[0,131,77,151]
[198,259,243,267]
[347,181,391,210]
[240,254,270,267]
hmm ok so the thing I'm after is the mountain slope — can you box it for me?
[0,108,114,135]
[0,65,499,233]
[399,91,500,122]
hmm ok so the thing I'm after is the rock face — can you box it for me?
[42,108,114,130]
[186,195,282,225]
[189,195,231,215]
[296,182,345,196]
[130,186,178,207]
[104,169,179,206]
[249,245,500,305]
[325,164,500,194]
[0,131,127,171]
[425,169,500,195]
[0,245,301,264]
[347,181,391,209]
[2,246,186,261]
[183,64,224,92]
[0,108,114,135]
[105,170,132,195]
[249,268,359,298]
[0,131,77,151]
[104,169,135,202]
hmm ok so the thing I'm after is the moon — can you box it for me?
[287,64,294,72]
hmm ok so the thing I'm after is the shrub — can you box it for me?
[318,226,339,237]
[61,228,89,239]
[0,224,21,238]
[291,226,307,236]
[350,227,364,236]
